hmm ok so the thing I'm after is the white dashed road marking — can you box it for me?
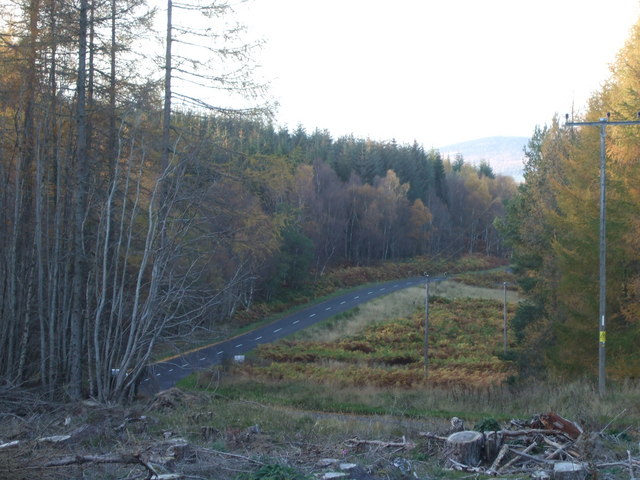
[293,320,300,324]
[274,328,282,333]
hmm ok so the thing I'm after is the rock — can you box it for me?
[246,424,261,434]
[392,457,411,473]
[339,463,357,470]
[449,416,465,432]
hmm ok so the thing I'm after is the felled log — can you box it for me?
[417,431,448,441]
[499,442,537,472]
[345,437,415,450]
[487,443,510,474]
[44,453,152,471]
[543,436,575,460]
[445,430,484,467]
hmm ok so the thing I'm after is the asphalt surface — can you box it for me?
[142,275,440,392]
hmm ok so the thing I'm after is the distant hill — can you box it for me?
[438,136,529,182]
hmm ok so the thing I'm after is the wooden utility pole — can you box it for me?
[503,282,508,355]
[565,113,640,396]
[424,274,429,377]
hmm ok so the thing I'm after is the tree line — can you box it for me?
[0,0,516,401]
[498,18,640,380]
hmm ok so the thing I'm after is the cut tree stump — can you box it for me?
[553,462,587,480]
[484,431,503,463]
[445,430,485,467]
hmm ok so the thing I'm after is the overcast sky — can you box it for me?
[236,0,640,147]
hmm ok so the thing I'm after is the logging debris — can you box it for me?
[419,411,637,478]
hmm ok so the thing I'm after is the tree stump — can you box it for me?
[553,462,587,480]
[483,431,503,463]
[445,430,485,467]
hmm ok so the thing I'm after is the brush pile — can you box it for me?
[421,412,637,479]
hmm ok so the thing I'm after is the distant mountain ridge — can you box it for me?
[438,136,528,182]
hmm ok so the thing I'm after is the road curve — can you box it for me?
[142,275,441,392]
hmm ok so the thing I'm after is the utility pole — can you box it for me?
[565,112,640,396]
[503,282,508,355]
[424,274,429,378]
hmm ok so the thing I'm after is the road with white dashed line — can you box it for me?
[142,276,441,392]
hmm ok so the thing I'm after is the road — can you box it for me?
[142,275,439,392]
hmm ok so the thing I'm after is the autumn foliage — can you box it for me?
[0,0,516,401]
[237,297,516,389]
[499,19,640,380]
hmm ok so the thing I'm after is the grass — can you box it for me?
[176,272,528,416]
[175,269,640,430]
[153,256,508,362]
[177,373,640,436]
[285,278,520,344]
[230,289,518,390]
[163,265,639,476]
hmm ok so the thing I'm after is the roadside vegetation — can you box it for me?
[3,268,640,480]
[183,269,521,409]
[153,255,507,360]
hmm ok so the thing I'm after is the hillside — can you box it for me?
[3,273,640,480]
[439,136,528,182]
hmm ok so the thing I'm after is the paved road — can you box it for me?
[142,275,440,392]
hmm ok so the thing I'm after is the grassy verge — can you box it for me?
[177,373,640,438]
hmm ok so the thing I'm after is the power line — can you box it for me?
[564,112,640,396]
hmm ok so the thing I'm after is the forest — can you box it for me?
[498,19,640,381]
[0,0,516,401]
[4,0,640,405]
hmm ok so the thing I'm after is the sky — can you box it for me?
[236,0,640,148]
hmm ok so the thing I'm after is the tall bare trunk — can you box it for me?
[70,0,89,399]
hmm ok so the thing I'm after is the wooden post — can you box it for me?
[503,282,508,354]
[424,275,429,378]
